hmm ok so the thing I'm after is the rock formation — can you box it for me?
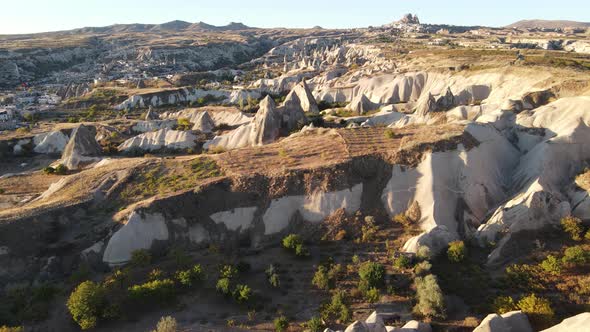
[60,125,102,169]
[33,131,69,154]
[250,96,281,146]
[118,128,197,152]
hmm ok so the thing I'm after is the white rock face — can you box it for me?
[285,80,319,114]
[210,207,258,232]
[131,120,176,133]
[191,111,215,133]
[205,96,281,150]
[541,312,590,332]
[263,183,363,235]
[473,311,532,332]
[33,131,69,154]
[162,108,253,127]
[381,124,519,255]
[476,97,590,263]
[102,212,169,265]
[118,128,197,152]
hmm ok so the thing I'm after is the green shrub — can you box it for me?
[562,246,589,266]
[320,291,351,324]
[393,254,411,270]
[505,264,542,290]
[365,287,380,303]
[384,128,395,139]
[54,164,68,175]
[447,241,466,263]
[282,234,309,257]
[232,284,252,303]
[585,230,590,240]
[561,216,585,241]
[216,278,231,295]
[130,249,152,267]
[265,265,280,288]
[358,262,385,289]
[175,264,203,287]
[43,166,55,175]
[414,274,446,319]
[151,316,178,332]
[540,255,562,275]
[361,216,378,242]
[149,269,165,281]
[295,243,310,257]
[176,118,193,131]
[492,296,518,314]
[416,246,431,260]
[274,315,289,332]
[67,281,106,330]
[0,327,23,332]
[304,316,324,332]
[414,261,432,276]
[312,266,332,290]
[517,294,555,329]
[282,234,303,250]
[219,265,238,279]
[128,279,176,303]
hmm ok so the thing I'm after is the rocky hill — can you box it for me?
[507,19,590,29]
[1,13,590,332]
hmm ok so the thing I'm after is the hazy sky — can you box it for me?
[1,0,588,34]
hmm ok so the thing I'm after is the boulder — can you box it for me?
[541,312,590,332]
[60,124,102,169]
[365,311,387,332]
[345,321,369,332]
[403,225,459,256]
[401,321,431,332]
[473,311,532,332]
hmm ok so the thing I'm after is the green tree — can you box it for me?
[447,241,466,263]
[414,274,445,319]
[492,296,518,314]
[304,316,323,332]
[274,315,289,332]
[175,264,203,287]
[365,287,380,303]
[320,291,351,324]
[562,246,589,266]
[517,294,555,329]
[561,216,585,241]
[312,266,332,290]
[216,278,231,296]
[233,284,252,303]
[67,281,106,330]
[540,255,562,275]
[151,316,178,332]
[358,262,385,289]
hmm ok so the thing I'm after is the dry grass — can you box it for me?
[0,158,147,220]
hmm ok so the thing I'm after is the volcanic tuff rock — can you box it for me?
[118,128,197,152]
[60,124,102,169]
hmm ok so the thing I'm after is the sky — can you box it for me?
[0,0,588,34]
